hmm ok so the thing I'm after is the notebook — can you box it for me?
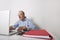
[0,10,9,36]
[23,30,50,39]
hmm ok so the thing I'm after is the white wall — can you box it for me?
[42,0,60,40]
[0,0,10,11]
[0,0,60,40]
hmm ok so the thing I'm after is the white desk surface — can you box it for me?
[0,35,47,40]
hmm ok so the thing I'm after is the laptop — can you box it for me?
[0,10,9,36]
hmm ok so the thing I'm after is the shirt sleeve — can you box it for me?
[27,20,35,30]
[12,21,19,29]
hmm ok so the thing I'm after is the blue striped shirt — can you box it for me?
[12,18,35,30]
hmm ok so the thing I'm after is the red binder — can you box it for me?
[23,29,53,40]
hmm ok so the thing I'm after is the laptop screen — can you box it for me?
[0,10,9,35]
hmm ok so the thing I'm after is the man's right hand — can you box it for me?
[9,26,15,30]
[17,26,27,32]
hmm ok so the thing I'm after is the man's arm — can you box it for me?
[9,21,19,31]
[9,26,15,30]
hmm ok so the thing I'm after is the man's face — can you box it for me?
[18,11,25,20]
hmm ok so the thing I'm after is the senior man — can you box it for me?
[9,11,35,32]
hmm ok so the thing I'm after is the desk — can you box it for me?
[0,35,8,40]
[0,35,47,40]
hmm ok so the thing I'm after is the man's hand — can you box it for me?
[9,26,15,30]
[17,26,27,32]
